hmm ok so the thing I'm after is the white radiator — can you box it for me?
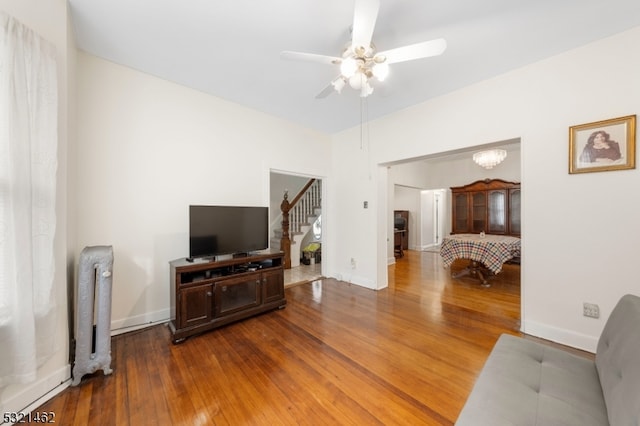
[71,246,114,386]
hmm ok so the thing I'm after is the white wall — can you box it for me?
[75,53,331,332]
[330,26,640,352]
[0,0,73,415]
[420,147,521,190]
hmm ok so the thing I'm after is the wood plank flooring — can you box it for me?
[32,251,548,425]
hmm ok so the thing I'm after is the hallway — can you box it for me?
[284,262,322,287]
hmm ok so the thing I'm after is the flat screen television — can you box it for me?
[189,205,269,259]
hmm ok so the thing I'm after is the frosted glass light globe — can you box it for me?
[340,57,358,78]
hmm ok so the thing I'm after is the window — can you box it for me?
[0,12,58,387]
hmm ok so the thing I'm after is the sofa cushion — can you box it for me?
[456,334,608,425]
[595,294,640,426]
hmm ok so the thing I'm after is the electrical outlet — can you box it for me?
[350,258,356,269]
[583,302,600,318]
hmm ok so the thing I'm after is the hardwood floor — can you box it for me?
[35,250,526,425]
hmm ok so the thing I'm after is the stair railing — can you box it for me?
[280,179,321,269]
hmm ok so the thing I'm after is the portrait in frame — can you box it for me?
[569,115,636,174]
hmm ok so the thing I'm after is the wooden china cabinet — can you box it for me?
[450,179,520,236]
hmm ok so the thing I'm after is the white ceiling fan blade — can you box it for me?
[315,83,336,99]
[378,38,447,64]
[280,51,341,65]
[315,76,345,99]
[352,0,380,52]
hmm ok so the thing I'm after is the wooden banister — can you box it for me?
[289,179,316,208]
[280,191,292,269]
[280,179,317,269]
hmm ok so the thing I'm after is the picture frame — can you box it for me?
[569,115,636,174]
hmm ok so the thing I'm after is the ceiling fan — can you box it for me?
[280,0,446,98]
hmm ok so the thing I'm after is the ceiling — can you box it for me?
[68,0,640,135]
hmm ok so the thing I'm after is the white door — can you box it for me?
[421,189,448,248]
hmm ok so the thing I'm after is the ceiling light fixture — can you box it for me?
[331,77,346,93]
[280,0,447,100]
[473,149,507,169]
[340,57,358,78]
[335,47,386,98]
[371,61,389,81]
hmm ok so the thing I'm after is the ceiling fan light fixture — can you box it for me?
[372,61,389,81]
[340,57,358,78]
[353,45,367,57]
[349,72,364,90]
[281,0,446,99]
[473,149,507,169]
[361,79,374,97]
[332,77,346,93]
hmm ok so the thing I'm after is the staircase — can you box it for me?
[272,179,321,268]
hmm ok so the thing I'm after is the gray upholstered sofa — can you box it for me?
[456,294,640,425]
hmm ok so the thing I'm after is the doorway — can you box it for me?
[420,188,447,250]
[269,170,324,286]
[384,140,522,318]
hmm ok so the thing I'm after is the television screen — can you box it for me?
[189,205,269,259]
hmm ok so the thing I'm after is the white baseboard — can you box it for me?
[331,272,377,289]
[340,273,376,289]
[1,365,71,421]
[522,319,598,353]
[110,308,169,336]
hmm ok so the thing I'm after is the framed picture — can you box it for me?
[569,115,636,174]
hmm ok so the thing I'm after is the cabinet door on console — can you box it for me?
[214,275,261,317]
[262,269,284,304]
[179,284,214,328]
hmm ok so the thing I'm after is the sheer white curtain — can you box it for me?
[0,13,58,387]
